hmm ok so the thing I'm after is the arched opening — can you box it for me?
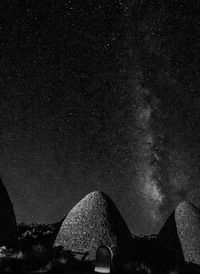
[95,245,113,273]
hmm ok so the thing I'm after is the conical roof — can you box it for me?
[54,191,133,261]
[0,177,17,247]
[175,201,200,265]
[153,201,200,265]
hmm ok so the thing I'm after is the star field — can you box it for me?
[1,0,200,235]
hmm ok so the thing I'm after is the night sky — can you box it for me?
[1,0,200,235]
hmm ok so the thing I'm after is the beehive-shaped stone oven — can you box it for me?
[175,201,200,265]
[0,177,17,247]
[54,191,133,262]
[153,201,200,265]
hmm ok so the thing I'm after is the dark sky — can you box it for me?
[1,0,200,235]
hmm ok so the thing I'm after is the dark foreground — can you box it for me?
[0,223,198,274]
[0,252,200,274]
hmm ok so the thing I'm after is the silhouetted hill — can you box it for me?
[0,178,17,247]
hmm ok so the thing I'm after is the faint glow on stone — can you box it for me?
[94,266,110,273]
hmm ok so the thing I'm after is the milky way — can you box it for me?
[1,0,200,235]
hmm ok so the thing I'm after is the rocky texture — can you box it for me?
[175,201,200,265]
[0,178,17,247]
[152,201,200,265]
[54,191,133,261]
